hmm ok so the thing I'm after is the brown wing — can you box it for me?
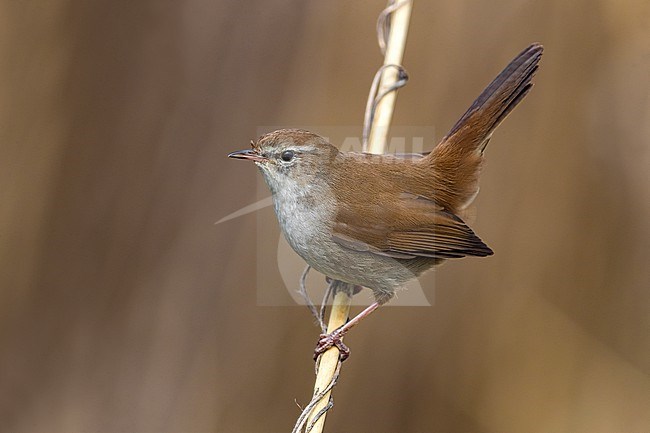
[386,211,493,258]
[332,192,493,260]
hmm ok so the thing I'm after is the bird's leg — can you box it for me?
[313,301,381,361]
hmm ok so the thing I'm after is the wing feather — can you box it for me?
[332,194,493,260]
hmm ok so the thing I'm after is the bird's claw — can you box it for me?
[314,330,350,361]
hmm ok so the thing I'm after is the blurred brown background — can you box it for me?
[1,1,649,432]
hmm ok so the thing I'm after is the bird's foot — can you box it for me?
[314,328,350,361]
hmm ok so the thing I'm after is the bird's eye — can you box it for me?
[280,150,295,162]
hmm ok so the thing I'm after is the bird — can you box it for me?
[229,43,543,359]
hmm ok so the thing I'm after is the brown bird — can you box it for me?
[229,43,543,359]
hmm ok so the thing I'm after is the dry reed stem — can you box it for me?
[299,2,413,432]
[303,289,353,432]
[367,0,412,154]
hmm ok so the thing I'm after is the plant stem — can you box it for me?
[298,2,413,432]
[367,0,413,154]
[305,286,353,432]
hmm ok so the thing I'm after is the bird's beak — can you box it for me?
[227,149,267,162]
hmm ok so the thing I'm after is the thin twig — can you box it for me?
[318,280,335,329]
[362,64,409,148]
[291,361,342,433]
[376,0,410,55]
[298,266,327,332]
[306,399,334,433]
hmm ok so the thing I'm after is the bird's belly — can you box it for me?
[308,244,420,291]
[272,192,430,299]
[277,206,420,293]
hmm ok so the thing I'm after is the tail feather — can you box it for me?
[444,43,543,151]
[425,43,543,212]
